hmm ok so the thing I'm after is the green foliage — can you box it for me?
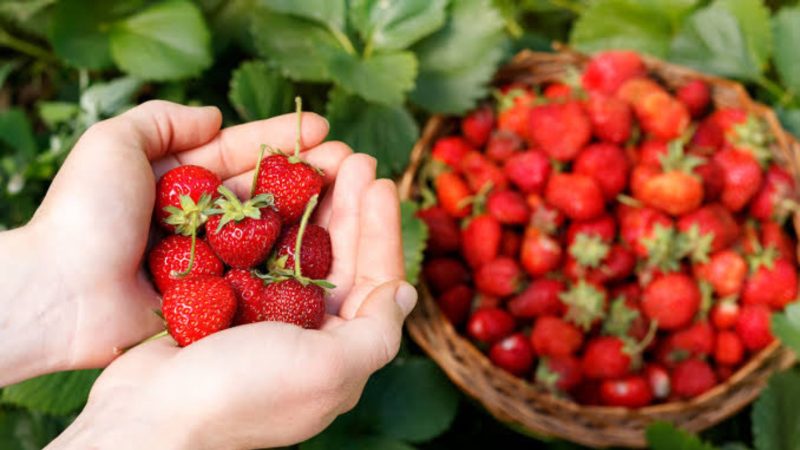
[772,7,800,96]
[752,371,800,450]
[1,370,100,416]
[772,302,800,355]
[0,408,72,450]
[400,202,428,286]
[228,60,294,121]
[647,422,718,450]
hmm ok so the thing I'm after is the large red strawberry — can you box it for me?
[162,275,237,347]
[581,336,631,379]
[416,206,461,255]
[423,258,470,294]
[677,203,738,253]
[713,148,763,212]
[671,359,717,399]
[742,250,798,309]
[600,376,653,407]
[437,284,473,325]
[507,278,566,318]
[225,269,266,325]
[520,226,562,276]
[632,142,704,216]
[496,84,537,139]
[431,136,474,168]
[693,250,747,297]
[462,214,502,269]
[736,304,774,351]
[254,153,323,224]
[642,273,700,330]
[504,150,551,194]
[574,143,630,200]
[750,165,797,224]
[536,356,583,393]
[259,278,326,329]
[475,257,522,297]
[581,51,645,95]
[486,190,531,225]
[461,105,495,147]
[529,101,591,161]
[155,164,221,233]
[271,223,332,280]
[435,171,472,218]
[676,79,710,118]
[467,307,516,344]
[586,93,632,144]
[530,316,583,357]
[148,235,224,294]
[489,333,535,376]
[545,173,605,220]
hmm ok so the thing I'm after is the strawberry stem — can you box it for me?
[294,97,302,159]
[294,194,319,281]
[172,230,198,278]
[251,144,267,198]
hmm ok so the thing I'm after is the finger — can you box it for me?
[339,180,404,319]
[332,280,417,376]
[153,112,330,180]
[323,154,377,312]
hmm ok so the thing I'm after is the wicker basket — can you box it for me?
[398,50,800,448]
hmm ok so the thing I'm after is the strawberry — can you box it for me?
[500,229,522,258]
[224,269,266,325]
[155,164,221,233]
[619,78,690,140]
[750,165,797,224]
[462,214,502,269]
[206,186,282,269]
[671,359,717,399]
[162,275,237,347]
[603,295,649,341]
[586,93,632,145]
[566,214,616,246]
[600,376,653,407]
[148,235,224,294]
[460,150,508,192]
[530,101,591,161]
[713,148,763,212]
[431,136,474,168]
[437,284,473,325]
[475,257,522,297]
[761,221,797,264]
[642,273,700,330]
[520,226,562,276]
[637,140,668,166]
[632,142,704,216]
[416,206,461,255]
[467,307,516,344]
[565,237,634,284]
[507,278,566,318]
[645,364,671,399]
[527,194,565,230]
[489,333,535,376]
[530,316,583,357]
[714,330,744,366]
[536,356,582,392]
[677,203,738,253]
[736,304,774,351]
[711,299,740,330]
[560,280,607,331]
[504,150,551,194]
[487,190,530,224]
[423,258,470,294]
[543,82,574,100]
[476,293,501,309]
[676,79,711,118]
[485,131,523,162]
[461,105,495,147]
[574,143,630,200]
[545,173,605,220]
[271,223,332,280]
[691,116,724,153]
[742,250,798,309]
[671,322,715,358]
[259,279,326,329]
[693,250,747,297]
[435,172,472,218]
[581,336,631,379]
[618,204,673,257]
[496,84,536,139]
[581,51,645,95]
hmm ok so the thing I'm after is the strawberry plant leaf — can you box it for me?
[349,0,448,53]
[771,302,800,356]
[331,51,418,106]
[0,109,36,160]
[400,202,428,285]
[0,408,71,450]
[646,421,718,450]
[1,370,100,416]
[265,0,346,35]
[109,0,212,81]
[198,0,258,54]
[716,0,772,72]
[228,60,293,121]
[772,7,800,98]
[776,108,800,139]
[49,0,117,69]
[752,370,800,450]
[409,0,507,114]
[326,89,418,177]
[79,77,142,123]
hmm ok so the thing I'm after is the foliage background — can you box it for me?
[3,0,800,448]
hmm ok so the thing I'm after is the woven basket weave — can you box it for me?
[398,50,799,448]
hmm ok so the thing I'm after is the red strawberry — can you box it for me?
[586,93,632,144]
[527,194,565,230]
[504,150,551,194]
[460,151,508,192]
[618,204,673,257]
[761,221,797,264]
[671,322,715,358]
[713,148,763,212]
[530,316,583,357]
[260,278,326,329]
[750,165,797,224]
[582,337,631,379]
[475,257,521,297]
[581,51,645,95]
[671,359,717,399]
[435,172,471,218]
[637,140,668,166]
[254,153,323,224]
[496,84,536,139]
[691,116,724,152]
[677,79,711,118]
[416,206,462,255]
[602,295,650,341]
[508,278,566,319]
[632,142,704,216]
[560,280,607,331]
[500,229,522,258]
[437,284,473,325]
[593,244,637,284]
[423,258,470,294]
[619,78,689,140]
[461,105,495,147]
[467,307,515,344]
[742,253,798,309]
[536,356,582,392]
[520,226,562,276]
[487,190,531,224]
[476,293,501,309]
[486,131,523,162]
[162,275,237,347]
[645,364,671,399]
[642,273,700,330]
[545,173,605,220]
[564,234,612,282]
[693,250,747,297]
[431,136,474,168]
[711,299,740,330]
[574,143,630,200]
[736,304,774,351]
[677,203,739,254]
[462,214,502,269]
[224,269,266,325]
[715,330,744,366]
[271,223,332,280]
[148,235,224,294]
[600,376,653,407]
[543,82,574,100]
[530,101,591,161]
[155,164,221,233]
[489,333,535,376]
[566,214,616,245]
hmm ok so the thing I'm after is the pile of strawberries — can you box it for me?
[147,100,332,347]
[419,51,800,407]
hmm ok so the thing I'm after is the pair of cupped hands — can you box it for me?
[0,101,416,450]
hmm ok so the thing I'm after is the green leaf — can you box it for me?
[753,371,800,450]
[0,109,36,160]
[37,102,81,129]
[772,302,800,355]
[49,0,114,69]
[716,0,772,71]
[228,60,293,121]
[773,7,800,97]
[80,76,142,123]
[349,0,448,52]
[0,60,19,90]
[410,0,507,114]
[109,0,212,81]
[326,89,419,177]
[400,202,428,285]
[264,0,346,33]
[329,51,418,105]
[776,107,800,139]
[1,370,100,415]
[571,0,698,58]
[0,408,71,450]
[646,421,718,450]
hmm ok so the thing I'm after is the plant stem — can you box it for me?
[173,230,197,277]
[0,28,57,63]
[329,27,356,55]
[294,194,319,279]
[294,97,302,158]
[756,76,794,107]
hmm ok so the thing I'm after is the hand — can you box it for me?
[47,157,416,450]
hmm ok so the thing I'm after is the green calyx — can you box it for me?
[461,181,494,217]
[602,296,640,338]
[748,244,779,274]
[697,280,715,321]
[569,233,610,268]
[659,140,705,175]
[163,193,213,237]
[642,223,683,272]
[560,280,606,331]
[621,320,658,371]
[731,115,773,167]
[493,87,526,112]
[207,185,274,234]
[676,224,714,264]
[535,358,561,393]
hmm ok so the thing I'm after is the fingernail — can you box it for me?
[395,282,418,317]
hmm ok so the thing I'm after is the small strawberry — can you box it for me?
[671,359,717,399]
[527,194,565,230]
[462,214,502,269]
[543,82,574,100]
[693,250,747,297]
[618,204,673,258]
[742,248,798,309]
[431,136,474,168]
[530,316,583,357]
[566,214,616,246]
[677,203,739,253]
[637,140,668,166]
[271,222,332,280]
[520,226,563,276]
[711,298,740,330]
[676,79,711,118]
[485,131,523,162]
[714,330,744,366]
[416,206,461,255]
[507,278,566,318]
[692,154,726,203]
[259,279,326,329]
[536,356,583,393]
[632,141,704,216]
[761,221,797,264]
[581,336,631,379]
[619,78,689,140]
[645,364,671,399]
[155,164,221,233]
[736,304,774,351]
[162,275,237,347]
[586,93,632,145]
[671,322,715,358]
[435,171,472,218]
[600,376,653,407]
[495,84,537,139]
[504,150,551,194]
[423,258,470,294]
[530,101,591,161]
[461,105,495,147]
[642,273,700,330]
[467,307,516,344]
[475,257,522,297]
[581,50,645,95]
[691,116,724,153]
[560,280,607,331]
[545,173,605,220]
[750,165,797,224]
[566,237,634,284]
[487,190,531,224]
[460,150,508,192]
[148,235,224,294]
[713,148,763,212]
[224,269,266,325]
[437,284,473,325]
[489,333,535,376]
[574,143,630,200]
